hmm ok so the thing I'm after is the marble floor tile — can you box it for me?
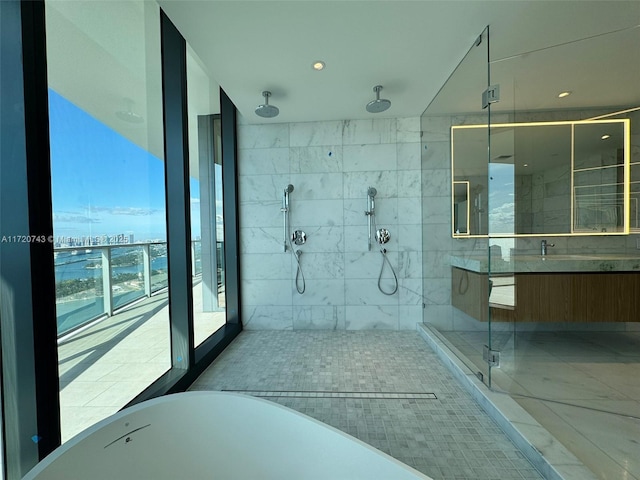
[439,329,640,480]
[189,330,543,480]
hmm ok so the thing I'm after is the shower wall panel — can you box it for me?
[237,117,423,330]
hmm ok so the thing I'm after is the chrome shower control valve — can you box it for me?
[376,228,390,245]
[291,230,307,245]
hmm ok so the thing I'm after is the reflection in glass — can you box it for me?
[452,120,629,236]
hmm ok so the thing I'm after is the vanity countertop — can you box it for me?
[450,253,640,273]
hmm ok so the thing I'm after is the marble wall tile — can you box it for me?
[421,168,451,196]
[241,253,291,280]
[238,116,424,331]
[293,305,345,330]
[290,121,343,147]
[397,197,422,225]
[397,224,422,252]
[345,278,399,306]
[288,225,344,253]
[396,142,421,170]
[344,251,399,279]
[397,251,422,278]
[345,305,399,330]
[240,227,283,254]
[243,305,293,330]
[241,279,291,305]
[343,170,398,199]
[343,198,369,227]
[238,123,289,149]
[343,226,372,254]
[374,197,399,226]
[399,278,423,306]
[396,117,421,143]
[420,116,452,142]
[343,144,397,172]
[239,200,282,228]
[238,174,289,203]
[293,252,344,279]
[290,145,342,173]
[291,279,345,306]
[289,199,344,227]
[422,140,450,170]
[398,305,423,330]
[342,118,397,145]
[397,170,422,198]
[288,172,343,200]
[238,147,290,176]
[421,196,450,224]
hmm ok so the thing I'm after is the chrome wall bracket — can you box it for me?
[483,345,500,367]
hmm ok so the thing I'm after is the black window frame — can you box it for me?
[0,4,242,478]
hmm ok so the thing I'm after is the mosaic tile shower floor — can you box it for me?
[190,330,543,480]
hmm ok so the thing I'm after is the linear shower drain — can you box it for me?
[221,390,437,400]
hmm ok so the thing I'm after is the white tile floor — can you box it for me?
[440,330,640,480]
[58,282,225,441]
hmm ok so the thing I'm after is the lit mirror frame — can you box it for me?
[451,119,631,238]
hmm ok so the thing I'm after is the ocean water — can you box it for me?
[54,250,168,282]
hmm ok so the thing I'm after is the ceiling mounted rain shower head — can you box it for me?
[255,91,280,118]
[366,85,391,113]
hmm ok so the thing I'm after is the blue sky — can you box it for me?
[48,89,202,241]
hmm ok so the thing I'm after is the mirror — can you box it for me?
[451,119,630,237]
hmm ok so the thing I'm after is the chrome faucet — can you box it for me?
[541,239,555,256]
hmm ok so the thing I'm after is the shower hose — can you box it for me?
[288,236,306,294]
[378,247,398,296]
[294,250,306,294]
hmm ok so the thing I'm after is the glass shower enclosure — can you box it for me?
[422,22,640,480]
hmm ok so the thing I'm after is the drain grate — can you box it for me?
[222,390,437,400]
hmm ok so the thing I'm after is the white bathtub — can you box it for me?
[25,391,433,479]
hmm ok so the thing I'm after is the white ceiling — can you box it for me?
[157,0,640,125]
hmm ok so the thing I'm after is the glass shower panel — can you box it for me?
[421,26,491,383]
[487,24,640,479]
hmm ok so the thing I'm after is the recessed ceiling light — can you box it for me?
[601,134,611,140]
[523,163,529,167]
[558,91,572,98]
[312,61,325,71]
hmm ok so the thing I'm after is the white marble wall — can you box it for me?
[237,117,423,330]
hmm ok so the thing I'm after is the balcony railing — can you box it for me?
[54,240,222,337]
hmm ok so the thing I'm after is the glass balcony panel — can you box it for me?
[111,246,146,310]
[150,243,168,292]
[55,248,105,335]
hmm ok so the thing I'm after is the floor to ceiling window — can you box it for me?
[1,3,241,477]
[186,47,227,347]
[45,0,171,442]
